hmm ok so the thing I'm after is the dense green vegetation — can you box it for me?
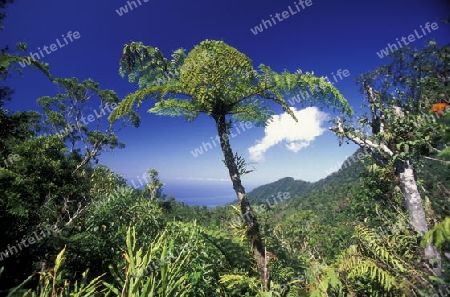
[1,2,449,295]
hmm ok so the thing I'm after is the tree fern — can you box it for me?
[109,38,353,291]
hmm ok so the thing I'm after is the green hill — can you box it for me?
[246,148,366,212]
[247,177,311,204]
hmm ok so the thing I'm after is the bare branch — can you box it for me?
[422,155,450,165]
[330,117,394,165]
[333,118,394,156]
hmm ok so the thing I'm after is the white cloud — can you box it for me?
[248,107,328,161]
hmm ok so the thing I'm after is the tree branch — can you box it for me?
[330,117,394,165]
[422,155,450,165]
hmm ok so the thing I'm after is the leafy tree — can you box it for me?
[37,77,138,173]
[62,184,165,282]
[87,164,127,199]
[330,41,449,278]
[0,134,92,292]
[109,39,352,290]
[143,169,164,200]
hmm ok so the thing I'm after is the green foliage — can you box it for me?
[6,247,107,297]
[439,146,450,160]
[327,40,449,289]
[256,151,367,261]
[110,39,352,127]
[435,108,450,161]
[352,41,448,164]
[37,77,137,171]
[88,165,127,198]
[222,152,255,176]
[0,49,52,79]
[0,133,93,292]
[163,221,255,296]
[119,41,186,88]
[416,157,450,221]
[179,40,255,107]
[335,225,435,296]
[348,159,404,227]
[252,144,447,295]
[308,266,342,297]
[219,273,262,296]
[143,169,164,200]
[62,185,165,280]
[0,135,90,227]
[104,226,193,297]
[422,217,450,250]
[247,177,310,206]
[0,109,41,153]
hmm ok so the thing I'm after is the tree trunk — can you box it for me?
[331,118,443,279]
[398,161,441,277]
[214,114,269,291]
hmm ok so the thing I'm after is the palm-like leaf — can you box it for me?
[110,39,352,126]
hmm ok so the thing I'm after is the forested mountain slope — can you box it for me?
[247,148,366,212]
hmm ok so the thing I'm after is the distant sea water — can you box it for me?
[163,183,256,208]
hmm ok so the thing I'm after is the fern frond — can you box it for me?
[148,98,202,120]
[339,253,398,292]
[422,217,450,250]
[230,96,275,127]
[109,85,175,122]
[1,52,52,79]
[355,225,407,273]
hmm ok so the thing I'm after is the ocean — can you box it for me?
[163,183,256,208]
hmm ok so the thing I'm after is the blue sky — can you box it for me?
[2,0,449,190]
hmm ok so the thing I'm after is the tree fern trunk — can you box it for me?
[214,114,269,291]
[398,161,441,277]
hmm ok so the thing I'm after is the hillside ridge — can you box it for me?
[246,148,366,204]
